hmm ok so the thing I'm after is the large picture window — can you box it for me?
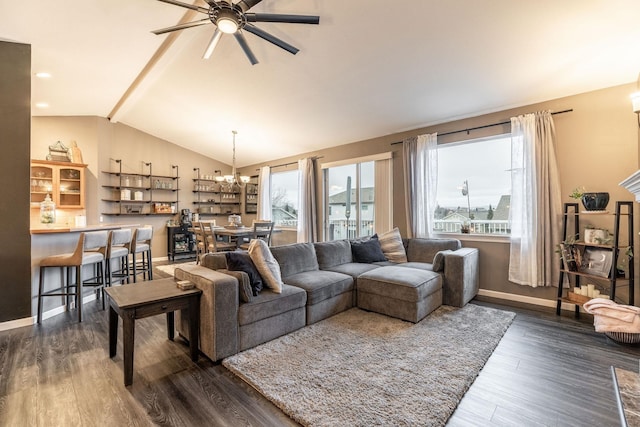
[435,135,511,235]
[322,153,392,241]
[270,170,299,227]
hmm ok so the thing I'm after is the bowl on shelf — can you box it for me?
[581,192,609,211]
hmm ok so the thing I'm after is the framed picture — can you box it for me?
[580,247,613,278]
[560,243,579,272]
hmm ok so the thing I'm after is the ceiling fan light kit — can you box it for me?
[154,0,319,65]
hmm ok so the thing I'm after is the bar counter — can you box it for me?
[30,223,140,234]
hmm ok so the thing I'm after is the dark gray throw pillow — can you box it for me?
[226,252,264,296]
[351,235,387,263]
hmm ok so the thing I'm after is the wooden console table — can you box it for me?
[105,278,202,386]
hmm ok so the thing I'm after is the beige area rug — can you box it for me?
[155,261,196,276]
[223,305,515,427]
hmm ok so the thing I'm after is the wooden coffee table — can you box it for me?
[105,278,202,386]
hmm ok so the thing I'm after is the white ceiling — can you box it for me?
[3,0,640,167]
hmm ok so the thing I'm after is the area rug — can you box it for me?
[155,261,195,276]
[223,304,515,427]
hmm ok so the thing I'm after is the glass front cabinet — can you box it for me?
[30,159,86,209]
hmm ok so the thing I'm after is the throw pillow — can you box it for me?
[248,239,283,293]
[219,269,253,303]
[433,249,454,272]
[378,227,408,263]
[225,252,264,296]
[351,235,387,263]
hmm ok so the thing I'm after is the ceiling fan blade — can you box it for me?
[203,29,223,59]
[246,14,320,25]
[234,32,259,65]
[243,24,299,55]
[236,0,263,12]
[156,0,209,14]
[152,18,211,35]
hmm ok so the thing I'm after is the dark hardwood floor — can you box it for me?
[1,261,638,426]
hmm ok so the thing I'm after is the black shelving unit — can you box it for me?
[556,201,634,316]
[167,225,196,261]
[192,167,241,217]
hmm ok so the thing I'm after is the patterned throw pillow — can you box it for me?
[248,239,283,293]
[378,227,408,263]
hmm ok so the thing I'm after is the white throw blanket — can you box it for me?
[583,298,640,333]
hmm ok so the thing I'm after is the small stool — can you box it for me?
[357,266,442,323]
[129,227,153,283]
[37,231,108,323]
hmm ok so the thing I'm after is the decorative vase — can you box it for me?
[581,192,609,211]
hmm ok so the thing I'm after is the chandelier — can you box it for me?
[216,130,250,188]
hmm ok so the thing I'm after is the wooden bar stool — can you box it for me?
[128,227,153,283]
[37,231,108,323]
[102,229,132,286]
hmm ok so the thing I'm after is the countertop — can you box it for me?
[30,223,140,235]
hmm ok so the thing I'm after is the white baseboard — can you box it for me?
[0,293,98,331]
[477,289,583,312]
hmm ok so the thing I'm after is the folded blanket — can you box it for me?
[583,298,640,333]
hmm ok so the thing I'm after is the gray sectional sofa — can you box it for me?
[175,237,479,362]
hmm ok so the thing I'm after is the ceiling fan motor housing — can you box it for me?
[208,2,246,31]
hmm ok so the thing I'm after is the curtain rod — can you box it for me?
[390,109,573,145]
[255,155,323,171]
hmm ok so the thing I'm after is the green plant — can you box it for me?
[569,186,586,199]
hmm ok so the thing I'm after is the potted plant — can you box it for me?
[569,187,609,211]
[583,225,611,245]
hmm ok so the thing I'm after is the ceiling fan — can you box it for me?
[153,0,320,65]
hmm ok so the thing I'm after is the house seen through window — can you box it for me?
[270,170,299,227]
[435,135,511,235]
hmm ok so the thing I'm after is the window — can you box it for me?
[322,153,392,241]
[434,135,511,235]
[270,170,299,227]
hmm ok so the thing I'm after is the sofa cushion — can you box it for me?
[358,266,441,302]
[270,242,319,278]
[218,269,253,303]
[378,227,408,263]
[283,270,354,305]
[323,262,380,280]
[225,251,263,295]
[238,284,307,326]
[314,240,353,269]
[405,238,461,263]
[351,235,386,263]
[248,239,283,293]
[395,262,434,272]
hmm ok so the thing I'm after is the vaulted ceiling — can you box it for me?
[3,1,640,166]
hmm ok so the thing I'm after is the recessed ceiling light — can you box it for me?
[35,102,49,108]
[35,72,51,78]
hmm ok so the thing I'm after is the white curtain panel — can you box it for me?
[297,157,317,243]
[509,111,562,287]
[402,133,438,238]
[374,158,393,234]
[257,165,271,220]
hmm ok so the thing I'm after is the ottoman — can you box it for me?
[357,266,442,323]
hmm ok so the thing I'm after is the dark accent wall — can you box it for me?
[0,41,31,321]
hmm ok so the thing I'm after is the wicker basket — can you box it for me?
[604,331,640,344]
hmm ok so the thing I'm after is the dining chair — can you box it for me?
[203,222,236,252]
[239,220,275,250]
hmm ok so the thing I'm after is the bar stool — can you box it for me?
[37,231,108,323]
[129,227,153,283]
[102,229,132,286]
